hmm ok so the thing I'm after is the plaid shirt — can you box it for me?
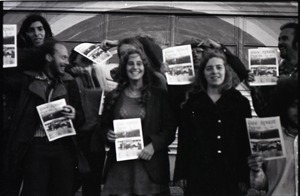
[250,60,298,117]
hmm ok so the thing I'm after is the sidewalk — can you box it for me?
[75,186,184,196]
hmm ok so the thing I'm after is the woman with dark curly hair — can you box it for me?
[100,49,176,196]
[174,52,252,196]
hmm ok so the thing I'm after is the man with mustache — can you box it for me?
[247,22,298,117]
[278,22,298,78]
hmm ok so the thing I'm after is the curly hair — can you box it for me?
[17,14,53,48]
[105,49,157,112]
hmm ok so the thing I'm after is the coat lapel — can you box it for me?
[51,83,67,101]
[27,72,73,102]
[28,80,47,102]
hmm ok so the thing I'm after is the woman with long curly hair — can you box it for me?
[174,52,252,196]
[100,49,176,196]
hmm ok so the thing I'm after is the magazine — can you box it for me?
[74,43,113,66]
[248,48,279,86]
[162,45,195,85]
[113,118,144,161]
[3,24,17,68]
[36,99,76,141]
[246,117,286,161]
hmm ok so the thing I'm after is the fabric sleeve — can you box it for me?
[173,102,191,181]
[99,91,115,146]
[67,79,85,129]
[250,86,275,117]
[148,89,177,152]
[221,44,248,82]
[237,96,252,184]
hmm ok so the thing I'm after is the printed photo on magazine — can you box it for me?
[248,47,279,86]
[246,117,286,160]
[113,118,144,161]
[3,24,17,68]
[74,43,113,65]
[163,44,195,85]
[36,99,76,142]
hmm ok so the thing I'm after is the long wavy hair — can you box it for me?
[105,49,156,112]
[117,37,161,85]
[181,52,233,107]
[17,14,53,48]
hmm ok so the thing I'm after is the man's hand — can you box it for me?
[100,40,119,51]
[70,67,85,75]
[61,105,76,120]
[199,38,221,49]
[244,69,255,89]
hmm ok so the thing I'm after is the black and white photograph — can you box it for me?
[246,117,286,160]
[116,139,143,161]
[163,44,195,85]
[113,118,144,161]
[1,1,298,196]
[74,43,113,65]
[3,24,17,68]
[36,99,76,141]
[250,139,284,158]
[248,47,279,86]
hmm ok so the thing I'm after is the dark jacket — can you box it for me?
[250,60,298,117]
[3,71,86,177]
[100,86,177,184]
[174,88,251,195]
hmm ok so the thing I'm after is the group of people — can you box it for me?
[0,13,298,196]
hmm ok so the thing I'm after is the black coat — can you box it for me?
[2,71,87,178]
[100,86,177,184]
[174,88,252,195]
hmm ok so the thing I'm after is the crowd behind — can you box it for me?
[0,14,298,196]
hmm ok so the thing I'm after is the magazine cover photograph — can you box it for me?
[36,99,76,141]
[74,42,113,66]
[163,44,195,85]
[3,24,17,68]
[248,47,279,86]
[113,118,144,161]
[246,117,286,161]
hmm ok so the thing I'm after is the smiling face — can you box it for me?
[278,28,296,60]
[204,57,226,88]
[26,21,46,46]
[126,53,145,83]
[49,43,69,76]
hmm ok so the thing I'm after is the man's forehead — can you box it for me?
[280,28,295,36]
[54,43,68,54]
